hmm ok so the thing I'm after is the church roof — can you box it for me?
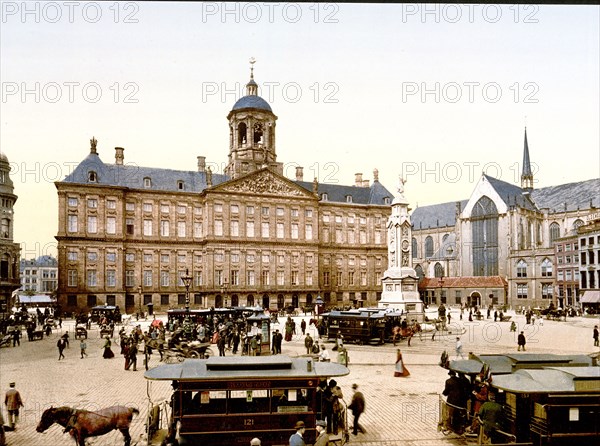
[411,200,468,230]
[483,174,538,211]
[232,95,273,112]
[530,178,599,213]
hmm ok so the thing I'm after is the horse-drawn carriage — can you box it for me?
[99,324,114,338]
[0,334,12,347]
[75,325,88,339]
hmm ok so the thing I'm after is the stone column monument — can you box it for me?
[378,176,425,320]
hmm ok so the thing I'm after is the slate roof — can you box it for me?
[61,152,394,206]
[530,178,599,213]
[231,95,273,112]
[61,153,229,192]
[411,200,468,230]
[294,179,393,206]
[411,175,599,230]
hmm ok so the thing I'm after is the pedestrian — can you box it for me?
[319,345,330,362]
[517,331,526,351]
[102,335,115,358]
[250,335,259,356]
[11,327,20,347]
[217,332,226,356]
[250,438,261,446]
[455,337,465,359]
[123,341,131,369]
[232,329,240,354]
[348,383,366,436]
[275,329,283,354]
[394,349,410,377]
[478,391,504,444]
[304,333,314,355]
[594,325,599,347]
[288,420,306,446]
[443,371,465,434]
[57,337,66,360]
[129,342,138,371]
[62,331,70,348]
[4,382,23,431]
[314,419,329,446]
[80,339,88,358]
[0,409,6,445]
[300,319,306,335]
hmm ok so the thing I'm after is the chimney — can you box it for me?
[355,173,363,187]
[197,156,206,173]
[115,147,124,165]
[373,168,379,182]
[362,180,370,187]
[295,166,304,181]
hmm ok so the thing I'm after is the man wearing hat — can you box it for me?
[314,420,329,446]
[443,370,465,434]
[288,420,306,446]
[4,382,23,430]
[348,383,366,435]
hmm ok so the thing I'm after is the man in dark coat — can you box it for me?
[517,331,526,351]
[348,383,366,435]
[443,370,465,433]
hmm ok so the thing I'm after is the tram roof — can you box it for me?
[144,355,350,381]
[491,367,600,393]
[449,353,594,375]
[322,309,389,319]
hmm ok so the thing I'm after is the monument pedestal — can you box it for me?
[379,267,425,322]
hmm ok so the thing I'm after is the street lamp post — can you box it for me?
[137,285,142,318]
[181,269,193,340]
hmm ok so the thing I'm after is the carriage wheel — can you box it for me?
[204,347,214,357]
[187,351,200,359]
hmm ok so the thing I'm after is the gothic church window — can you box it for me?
[541,258,553,277]
[471,196,499,276]
[549,222,560,244]
[412,237,418,258]
[516,260,527,278]
[434,262,444,278]
[573,219,584,230]
[425,236,433,258]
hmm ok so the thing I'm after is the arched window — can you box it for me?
[573,219,584,230]
[549,222,560,244]
[541,258,553,277]
[412,237,418,258]
[1,218,9,238]
[442,233,449,242]
[425,236,434,258]
[434,262,444,278]
[516,259,527,278]
[231,294,239,307]
[471,196,499,276]
[143,177,152,188]
[88,171,97,182]
[253,122,263,144]
[238,123,247,146]
[414,264,424,281]
[247,294,254,307]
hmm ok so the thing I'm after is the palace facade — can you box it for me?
[55,69,394,313]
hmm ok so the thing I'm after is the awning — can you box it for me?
[16,295,56,305]
[580,290,600,304]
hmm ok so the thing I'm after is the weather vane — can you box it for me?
[249,57,256,79]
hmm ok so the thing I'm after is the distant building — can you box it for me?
[0,153,21,317]
[413,129,598,310]
[578,215,600,312]
[54,65,394,313]
[20,255,58,293]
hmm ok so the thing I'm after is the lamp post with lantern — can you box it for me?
[181,268,193,338]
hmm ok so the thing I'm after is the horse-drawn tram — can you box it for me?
[144,355,349,445]
[439,353,599,445]
[321,309,403,345]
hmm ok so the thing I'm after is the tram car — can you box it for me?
[144,355,349,445]
[440,353,599,445]
[90,305,121,324]
[321,309,403,345]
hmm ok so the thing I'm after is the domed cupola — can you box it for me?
[225,58,281,179]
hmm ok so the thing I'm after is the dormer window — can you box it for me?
[321,193,328,201]
[143,177,152,188]
[177,180,185,190]
[346,195,353,203]
[88,171,97,182]
[384,197,391,205]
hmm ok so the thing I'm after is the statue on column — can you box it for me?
[397,175,406,200]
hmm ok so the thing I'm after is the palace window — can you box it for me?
[68,197,78,207]
[68,215,78,232]
[516,283,528,299]
[541,283,553,299]
[106,217,116,234]
[516,260,527,277]
[106,270,116,287]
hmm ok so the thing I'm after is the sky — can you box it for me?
[1,2,599,260]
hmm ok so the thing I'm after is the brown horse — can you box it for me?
[36,405,139,446]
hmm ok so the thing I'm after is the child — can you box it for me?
[80,339,88,358]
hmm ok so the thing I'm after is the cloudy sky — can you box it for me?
[1,3,598,258]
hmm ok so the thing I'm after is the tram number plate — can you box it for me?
[244,418,254,427]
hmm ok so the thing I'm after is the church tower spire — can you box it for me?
[521,127,533,191]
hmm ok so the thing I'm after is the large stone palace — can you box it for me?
[55,67,394,313]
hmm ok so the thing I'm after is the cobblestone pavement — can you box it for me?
[1,310,598,446]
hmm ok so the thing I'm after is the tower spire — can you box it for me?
[521,127,533,191]
[246,57,258,96]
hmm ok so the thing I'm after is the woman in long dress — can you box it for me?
[394,349,410,377]
[102,336,115,359]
